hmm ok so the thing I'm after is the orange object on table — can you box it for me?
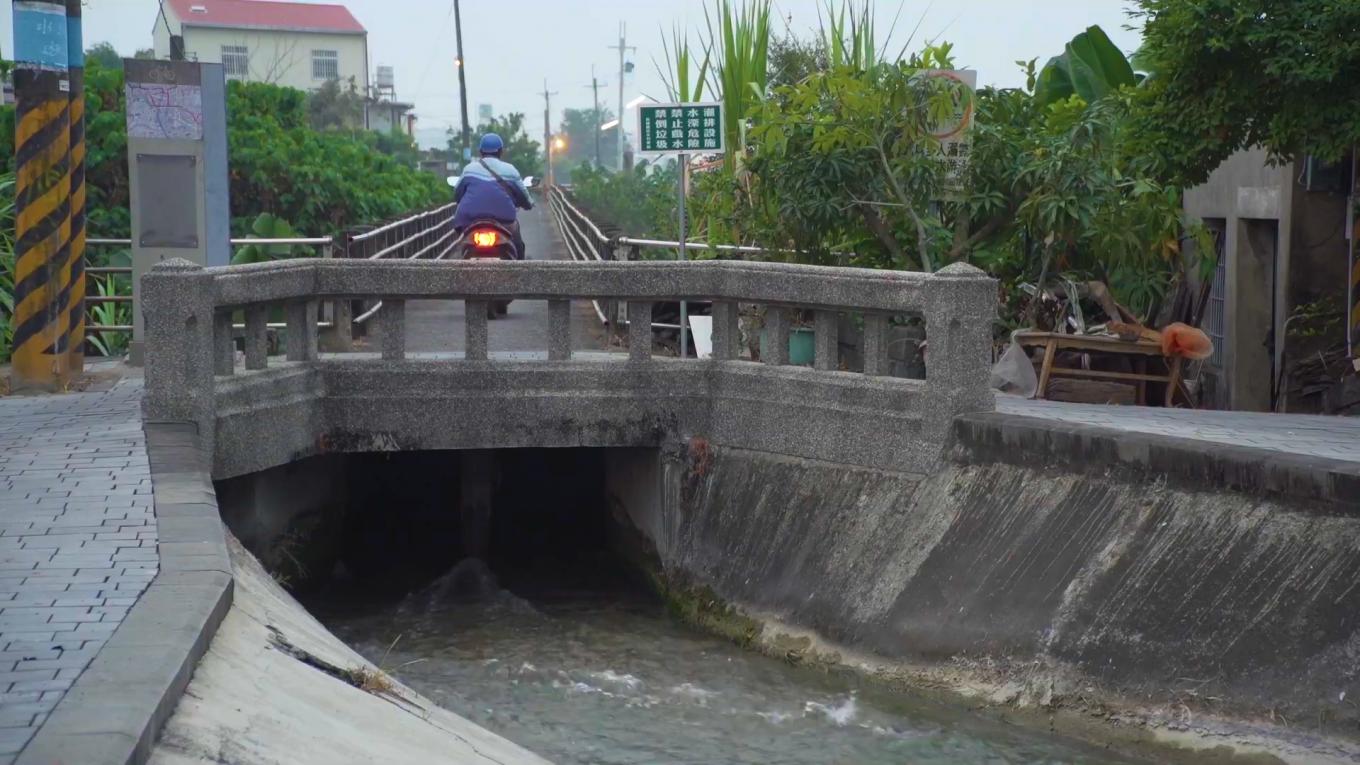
[1160,322,1214,360]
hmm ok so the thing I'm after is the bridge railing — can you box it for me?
[141,256,995,434]
[76,202,459,350]
[546,186,862,336]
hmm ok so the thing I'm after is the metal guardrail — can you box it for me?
[79,202,460,342]
[350,202,463,326]
[82,237,337,330]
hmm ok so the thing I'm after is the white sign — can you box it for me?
[926,69,977,198]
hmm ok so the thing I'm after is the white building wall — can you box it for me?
[152,10,173,59]
[152,4,368,94]
[180,27,368,92]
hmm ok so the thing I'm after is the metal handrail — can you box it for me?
[351,202,458,243]
[548,186,853,261]
[354,223,463,325]
[79,210,448,343]
[88,236,334,247]
[549,188,609,244]
[547,193,612,324]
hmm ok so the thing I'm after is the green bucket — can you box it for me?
[760,327,816,366]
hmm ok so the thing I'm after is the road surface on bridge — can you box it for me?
[391,205,612,356]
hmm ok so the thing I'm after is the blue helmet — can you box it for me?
[479,133,505,155]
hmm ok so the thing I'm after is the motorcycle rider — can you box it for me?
[452,133,534,259]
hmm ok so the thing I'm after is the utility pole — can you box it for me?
[9,0,74,390]
[453,0,470,160]
[588,67,604,167]
[66,0,85,374]
[542,80,557,188]
[608,22,636,173]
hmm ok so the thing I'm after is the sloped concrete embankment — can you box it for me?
[606,426,1360,763]
[150,535,550,765]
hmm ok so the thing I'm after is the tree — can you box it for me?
[1033,26,1138,108]
[1131,0,1360,185]
[557,107,618,174]
[451,112,543,178]
[307,77,365,131]
[85,42,122,70]
[133,48,156,60]
[748,45,967,271]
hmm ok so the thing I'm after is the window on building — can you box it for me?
[221,45,249,78]
[312,50,339,81]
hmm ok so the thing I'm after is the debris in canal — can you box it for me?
[266,625,419,710]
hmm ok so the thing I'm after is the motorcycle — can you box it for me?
[454,219,518,319]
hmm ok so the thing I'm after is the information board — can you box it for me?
[124,60,204,141]
[637,102,724,154]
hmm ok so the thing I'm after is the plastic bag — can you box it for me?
[990,336,1038,397]
[1160,322,1214,360]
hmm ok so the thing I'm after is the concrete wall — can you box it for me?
[155,6,368,93]
[1185,148,1351,412]
[618,426,1360,746]
[209,359,940,480]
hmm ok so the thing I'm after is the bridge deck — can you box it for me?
[394,206,611,355]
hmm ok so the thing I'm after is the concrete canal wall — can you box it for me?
[606,418,1360,762]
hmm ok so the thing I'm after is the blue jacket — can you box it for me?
[452,157,533,228]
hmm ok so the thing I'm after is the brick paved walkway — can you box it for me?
[0,379,154,762]
[998,395,1360,464]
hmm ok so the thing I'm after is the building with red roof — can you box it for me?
[153,0,370,99]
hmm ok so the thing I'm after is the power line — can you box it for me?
[412,0,457,103]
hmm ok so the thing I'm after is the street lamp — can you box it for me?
[547,134,568,189]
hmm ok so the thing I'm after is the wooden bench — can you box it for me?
[1014,331,1185,407]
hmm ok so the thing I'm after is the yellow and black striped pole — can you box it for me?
[65,0,86,373]
[10,0,72,391]
[1350,149,1359,363]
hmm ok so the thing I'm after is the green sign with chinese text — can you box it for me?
[637,102,724,154]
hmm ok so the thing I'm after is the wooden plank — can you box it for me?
[1014,332,1164,356]
[1046,379,1137,405]
[1165,355,1185,407]
[1036,338,1058,399]
[1048,367,1172,383]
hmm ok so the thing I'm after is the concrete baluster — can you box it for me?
[213,312,234,376]
[862,314,889,377]
[285,299,319,362]
[244,306,268,371]
[548,300,572,361]
[381,299,406,361]
[141,259,216,447]
[628,301,652,361]
[465,300,489,361]
[711,301,740,361]
[926,263,995,416]
[814,311,839,371]
[764,307,791,366]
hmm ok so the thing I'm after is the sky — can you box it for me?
[4,0,1143,149]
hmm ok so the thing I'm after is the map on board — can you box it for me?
[125,83,204,141]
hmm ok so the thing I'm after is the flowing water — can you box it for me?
[311,559,1137,765]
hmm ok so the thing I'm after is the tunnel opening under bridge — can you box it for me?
[213,447,664,604]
